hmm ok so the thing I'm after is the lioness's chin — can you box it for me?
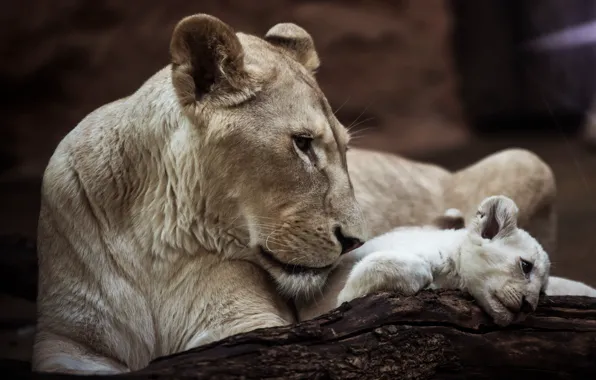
[274,271,329,300]
[257,246,331,299]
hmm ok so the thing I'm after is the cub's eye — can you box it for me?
[293,135,313,153]
[520,258,533,275]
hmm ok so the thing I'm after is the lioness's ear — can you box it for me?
[170,14,248,105]
[472,195,519,240]
[265,23,320,73]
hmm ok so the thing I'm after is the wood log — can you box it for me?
[2,290,595,379]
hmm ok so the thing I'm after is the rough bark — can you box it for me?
[2,290,595,379]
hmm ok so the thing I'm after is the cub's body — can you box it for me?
[304,196,595,325]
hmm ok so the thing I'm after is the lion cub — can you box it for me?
[337,195,551,326]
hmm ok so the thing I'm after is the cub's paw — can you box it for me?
[337,251,432,307]
[468,286,535,327]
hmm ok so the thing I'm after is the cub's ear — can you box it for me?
[170,14,249,105]
[471,195,519,240]
[265,23,320,73]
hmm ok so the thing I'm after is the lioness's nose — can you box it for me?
[520,296,535,313]
[334,227,363,255]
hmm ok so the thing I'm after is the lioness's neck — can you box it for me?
[116,68,250,259]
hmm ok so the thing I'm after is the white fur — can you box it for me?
[545,276,596,297]
[338,195,553,326]
[338,195,596,325]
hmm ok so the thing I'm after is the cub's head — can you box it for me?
[169,15,366,298]
[459,195,550,326]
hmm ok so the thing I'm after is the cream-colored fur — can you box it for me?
[34,13,564,375]
[34,14,366,374]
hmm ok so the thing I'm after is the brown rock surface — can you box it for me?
[0,0,467,180]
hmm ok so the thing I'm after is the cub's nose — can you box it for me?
[334,227,364,255]
[520,296,535,313]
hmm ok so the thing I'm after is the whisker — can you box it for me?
[347,118,375,133]
[235,223,280,230]
[261,240,295,250]
[287,254,309,265]
[333,97,351,117]
[348,126,375,138]
[345,101,374,131]
[231,221,282,229]
[256,236,292,246]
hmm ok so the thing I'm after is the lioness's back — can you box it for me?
[347,148,450,236]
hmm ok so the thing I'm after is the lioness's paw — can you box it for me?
[336,251,432,307]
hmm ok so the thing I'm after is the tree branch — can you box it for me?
[0,291,594,379]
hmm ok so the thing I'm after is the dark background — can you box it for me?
[1,0,595,363]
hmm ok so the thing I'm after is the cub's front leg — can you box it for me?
[337,250,433,306]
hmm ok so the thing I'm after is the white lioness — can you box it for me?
[34,13,577,375]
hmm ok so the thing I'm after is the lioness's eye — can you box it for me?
[520,258,533,275]
[293,135,313,153]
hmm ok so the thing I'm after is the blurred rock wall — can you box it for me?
[0,0,467,180]
[452,0,596,134]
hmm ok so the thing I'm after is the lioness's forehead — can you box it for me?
[238,33,350,147]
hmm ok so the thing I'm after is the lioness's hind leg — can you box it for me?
[444,148,557,254]
[432,208,465,230]
[33,331,129,375]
